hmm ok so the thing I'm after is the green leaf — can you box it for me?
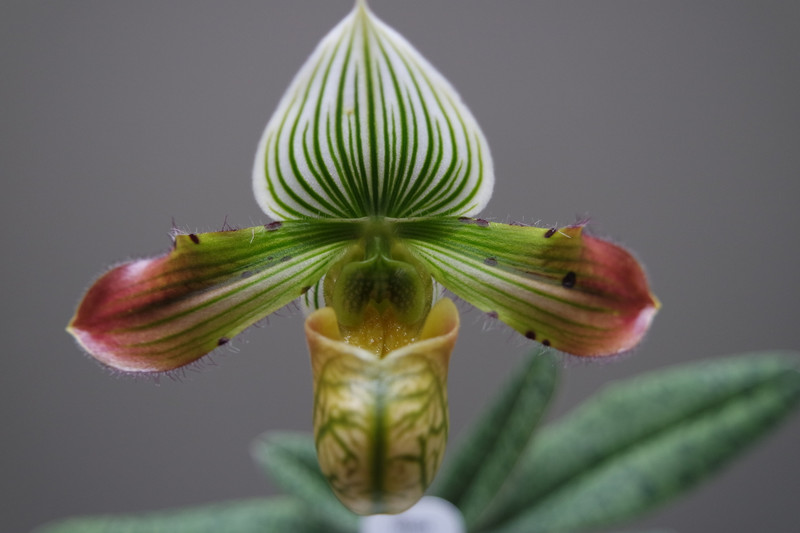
[33,497,324,533]
[397,218,659,357]
[253,1,493,220]
[600,531,676,533]
[251,432,358,532]
[432,349,558,528]
[478,352,800,533]
[68,220,358,372]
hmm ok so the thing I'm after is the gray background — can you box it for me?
[3,1,799,532]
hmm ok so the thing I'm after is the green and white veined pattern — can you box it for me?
[253,0,493,220]
[306,298,458,515]
[68,0,658,519]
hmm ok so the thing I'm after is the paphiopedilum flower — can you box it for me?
[68,0,658,516]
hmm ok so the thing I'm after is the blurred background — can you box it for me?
[2,1,798,531]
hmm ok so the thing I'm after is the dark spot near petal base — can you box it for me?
[542,339,551,347]
[458,217,489,227]
[544,227,557,238]
[562,271,577,288]
[484,257,498,266]
[189,233,200,244]
[217,337,230,346]
[265,221,283,231]
[241,270,253,279]
[525,330,536,340]
[487,310,499,319]
[301,286,311,295]
[280,256,292,263]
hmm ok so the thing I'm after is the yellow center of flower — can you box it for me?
[340,304,417,357]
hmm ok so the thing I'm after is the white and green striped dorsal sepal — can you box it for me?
[253,0,493,221]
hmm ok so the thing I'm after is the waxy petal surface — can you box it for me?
[69,221,358,372]
[253,1,493,220]
[397,219,658,356]
[306,298,458,514]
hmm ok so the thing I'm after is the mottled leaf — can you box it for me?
[251,432,358,532]
[478,352,800,533]
[33,498,323,533]
[432,349,558,528]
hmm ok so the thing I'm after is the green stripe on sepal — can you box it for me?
[253,1,493,220]
[478,352,800,533]
[300,276,328,314]
[431,349,558,529]
[251,432,358,533]
[33,497,323,533]
[397,217,659,357]
[68,220,359,372]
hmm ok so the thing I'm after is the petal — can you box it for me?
[68,221,358,372]
[398,218,659,357]
[253,1,493,220]
[299,276,327,315]
[306,298,459,515]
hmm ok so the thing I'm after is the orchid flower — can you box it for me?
[68,0,658,517]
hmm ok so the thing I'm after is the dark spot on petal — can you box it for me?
[484,256,498,266]
[544,227,557,238]
[241,270,253,279]
[487,310,499,319]
[562,271,577,288]
[301,285,311,295]
[525,330,536,340]
[280,255,292,263]
[458,216,474,224]
[189,233,200,244]
[267,256,274,261]
[217,337,229,346]
[476,218,490,227]
[265,221,283,231]
[542,339,551,347]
